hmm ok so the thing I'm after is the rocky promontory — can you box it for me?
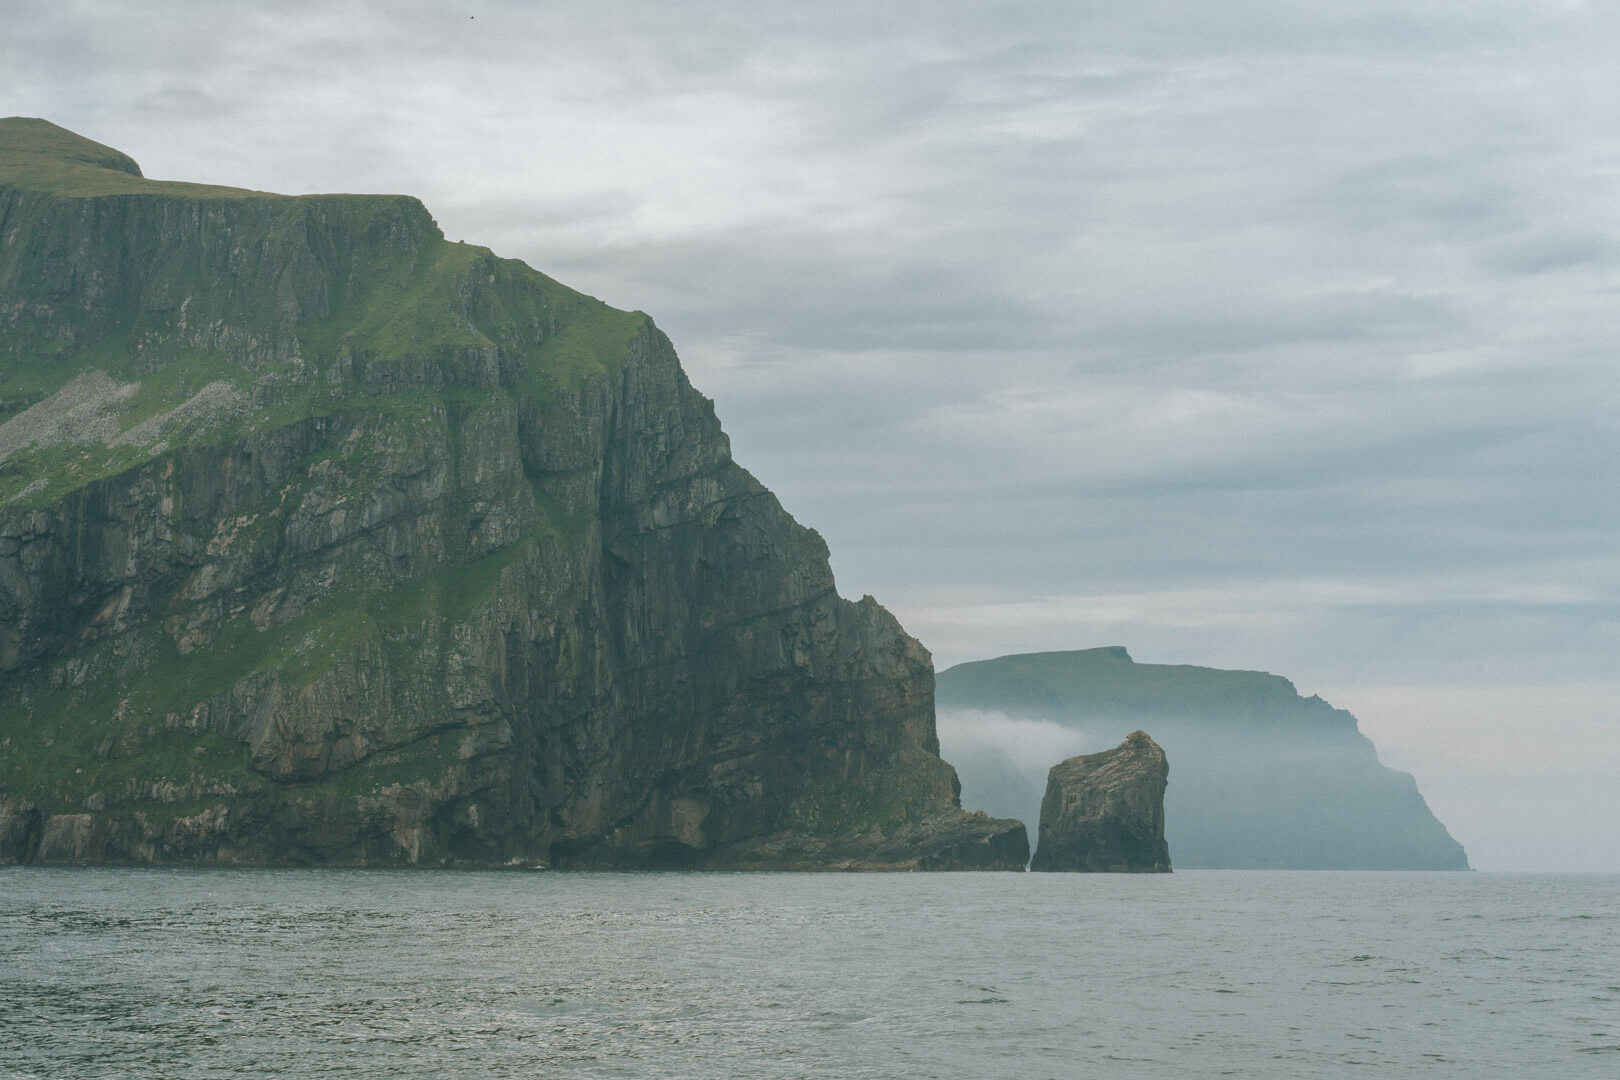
[1030,731,1171,873]
[0,119,1027,870]
[937,647,1469,870]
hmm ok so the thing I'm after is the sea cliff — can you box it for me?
[0,119,1027,869]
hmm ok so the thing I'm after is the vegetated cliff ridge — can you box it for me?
[1031,730,1170,873]
[937,647,1469,870]
[0,119,1028,869]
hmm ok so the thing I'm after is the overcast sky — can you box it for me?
[6,0,1617,870]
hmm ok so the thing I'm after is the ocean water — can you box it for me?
[1,869,1616,1079]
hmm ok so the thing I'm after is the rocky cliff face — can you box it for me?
[1030,731,1171,873]
[0,119,1028,869]
[937,647,1469,870]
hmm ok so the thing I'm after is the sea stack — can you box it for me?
[1031,731,1171,873]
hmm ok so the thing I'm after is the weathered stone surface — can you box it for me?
[1031,730,1170,873]
[0,119,1028,870]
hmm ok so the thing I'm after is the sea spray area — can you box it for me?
[3,869,1617,1078]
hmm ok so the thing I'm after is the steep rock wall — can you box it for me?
[0,119,1027,869]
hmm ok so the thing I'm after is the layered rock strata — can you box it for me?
[0,119,1027,869]
[1030,731,1171,873]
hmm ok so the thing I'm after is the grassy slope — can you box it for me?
[936,647,1307,720]
[0,117,646,507]
[0,116,268,199]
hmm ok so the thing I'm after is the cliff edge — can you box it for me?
[0,119,1027,869]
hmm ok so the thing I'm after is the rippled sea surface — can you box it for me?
[2,869,1617,1078]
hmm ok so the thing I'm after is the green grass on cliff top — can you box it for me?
[0,117,646,369]
[0,119,648,508]
[935,647,1309,718]
[0,119,648,388]
[0,116,283,200]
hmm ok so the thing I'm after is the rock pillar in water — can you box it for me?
[1031,731,1171,872]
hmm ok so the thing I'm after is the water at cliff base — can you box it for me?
[3,869,1617,1078]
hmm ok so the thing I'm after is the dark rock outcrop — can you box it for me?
[937,647,1469,869]
[0,119,1028,869]
[1030,731,1170,873]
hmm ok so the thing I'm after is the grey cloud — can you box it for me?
[1483,233,1620,276]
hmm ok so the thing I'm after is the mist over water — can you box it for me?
[935,709,1094,843]
[935,652,1471,870]
[934,710,1095,774]
[942,707,1468,869]
[4,868,1617,1079]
